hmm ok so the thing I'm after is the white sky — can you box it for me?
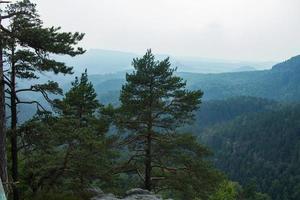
[18,0,300,61]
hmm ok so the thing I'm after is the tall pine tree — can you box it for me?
[2,1,84,199]
[116,50,222,199]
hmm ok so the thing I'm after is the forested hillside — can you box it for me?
[192,96,276,131]
[200,104,300,200]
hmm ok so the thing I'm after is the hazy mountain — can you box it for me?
[231,66,256,72]
[84,54,300,104]
[56,49,137,75]
[55,49,274,75]
[272,55,300,72]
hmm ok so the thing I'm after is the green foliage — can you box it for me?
[55,69,100,119]
[29,192,83,200]
[201,104,300,200]
[18,72,118,199]
[208,181,240,200]
[116,50,222,199]
[190,96,276,133]
[154,133,223,200]
[4,0,85,112]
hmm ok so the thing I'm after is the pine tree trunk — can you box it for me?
[144,80,153,191]
[0,32,8,194]
[10,46,20,200]
[144,131,152,191]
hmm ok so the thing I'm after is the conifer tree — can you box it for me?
[1,1,85,199]
[19,71,117,197]
[0,0,14,191]
[56,69,100,121]
[116,50,222,198]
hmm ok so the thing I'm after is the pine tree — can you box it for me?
[56,69,100,121]
[0,0,15,192]
[19,71,117,197]
[116,50,222,198]
[1,1,85,199]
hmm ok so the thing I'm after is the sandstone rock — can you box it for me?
[125,188,152,196]
[92,188,168,200]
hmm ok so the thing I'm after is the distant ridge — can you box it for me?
[272,55,300,71]
[57,49,274,75]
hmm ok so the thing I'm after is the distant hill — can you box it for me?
[55,49,274,75]
[231,66,256,72]
[272,55,300,72]
[56,49,137,75]
[85,55,300,103]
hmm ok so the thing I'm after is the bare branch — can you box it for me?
[16,100,47,112]
[15,87,35,93]
[0,24,11,35]
[116,134,146,147]
[16,87,53,104]
[137,168,145,182]
[5,88,11,94]
[3,74,11,84]
[0,0,9,2]
[1,11,31,20]
[151,165,188,173]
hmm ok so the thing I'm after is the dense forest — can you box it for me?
[201,104,300,200]
[1,1,300,200]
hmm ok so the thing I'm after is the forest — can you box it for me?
[1,1,300,200]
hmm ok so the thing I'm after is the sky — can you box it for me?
[22,0,300,61]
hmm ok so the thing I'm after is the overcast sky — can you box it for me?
[27,0,300,61]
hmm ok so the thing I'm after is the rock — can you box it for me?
[125,188,152,196]
[92,188,167,200]
[0,178,7,200]
[91,193,119,200]
[89,187,119,200]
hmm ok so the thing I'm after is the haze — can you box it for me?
[29,0,300,62]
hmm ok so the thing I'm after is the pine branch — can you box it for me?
[0,0,9,2]
[5,88,11,94]
[16,100,47,112]
[3,75,12,88]
[1,11,31,20]
[16,84,60,104]
[137,168,145,182]
[0,24,11,35]
[151,165,188,172]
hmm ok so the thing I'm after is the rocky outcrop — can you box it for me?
[91,188,171,200]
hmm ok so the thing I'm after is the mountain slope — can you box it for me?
[200,104,300,200]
